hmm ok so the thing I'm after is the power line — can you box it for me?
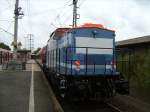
[0,27,14,36]
[49,0,73,28]
[26,0,33,33]
[6,21,13,32]
[78,0,87,7]
[27,34,34,51]
[0,20,14,22]
[5,0,14,9]
[20,20,27,34]
[50,23,58,29]
[0,27,13,46]
[62,11,73,25]
[26,0,30,16]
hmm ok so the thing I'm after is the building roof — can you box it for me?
[0,48,12,53]
[116,35,150,46]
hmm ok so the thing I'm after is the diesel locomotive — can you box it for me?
[42,23,129,99]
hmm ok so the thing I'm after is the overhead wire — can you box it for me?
[0,0,14,37]
[21,0,32,34]
[20,20,27,34]
[5,0,14,10]
[0,27,13,47]
[0,0,14,23]
[52,0,88,28]
[49,0,73,28]
[61,11,73,26]
[25,0,72,17]
[59,0,85,27]
[0,27,14,36]
[6,21,13,32]
[78,0,87,7]
[54,6,72,27]
[0,20,14,22]
[0,0,14,46]
[0,0,12,14]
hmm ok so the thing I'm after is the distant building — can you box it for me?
[17,49,31,62]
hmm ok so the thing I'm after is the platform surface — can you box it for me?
[0,60,52,112]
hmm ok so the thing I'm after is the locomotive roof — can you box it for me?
[50,23,115,39]
[54,23,114,33]
[76,23,115,32]
[51,28,71,38]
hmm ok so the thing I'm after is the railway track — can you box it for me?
[106,102,123,112]
[44,74,123,112]
[60,100,123,112]
[39,62,123,112]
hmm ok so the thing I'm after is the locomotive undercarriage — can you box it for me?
[63,77,116,100]
[44,67,129,101]
[54,74,122,100]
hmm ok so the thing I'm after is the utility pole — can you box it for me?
[24,36,28,50]
[13,0,24,52]
[27,34,34,52]
[6,0,24,70]
[72,0,78,28]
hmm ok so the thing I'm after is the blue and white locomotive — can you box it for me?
[45,23,128,99]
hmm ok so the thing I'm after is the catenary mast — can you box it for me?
[72,0,78,28]
[13,0,24,53]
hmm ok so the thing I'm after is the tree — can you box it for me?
[0,42,11,50]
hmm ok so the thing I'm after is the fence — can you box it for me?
[0,51,13,65]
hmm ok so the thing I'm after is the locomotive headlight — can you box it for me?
[74,60,81,71]
[111,60,116,69]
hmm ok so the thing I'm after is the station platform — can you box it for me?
[0,60,53,112]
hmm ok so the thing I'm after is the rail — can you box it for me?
[106,102,124,112]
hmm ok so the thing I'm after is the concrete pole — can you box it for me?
[73,0,78,28]
[13,0,19,52]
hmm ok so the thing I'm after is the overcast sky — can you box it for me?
[0,0,150,50]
